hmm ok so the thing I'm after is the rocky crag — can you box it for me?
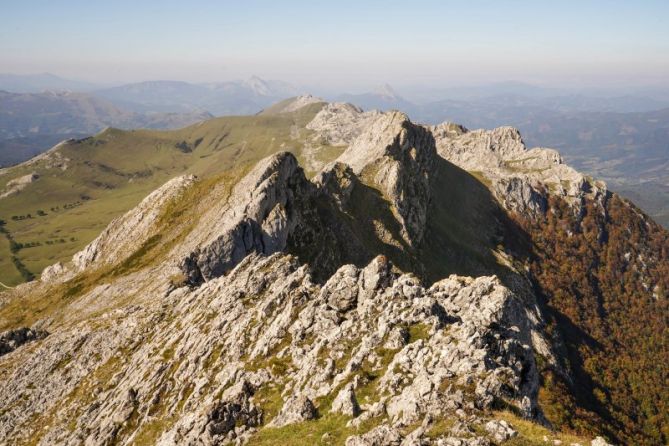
[1,97,665,445]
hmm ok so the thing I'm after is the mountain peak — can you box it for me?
[243,75,271,96]
[374,83,400,100]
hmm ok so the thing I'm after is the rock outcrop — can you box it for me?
[484,420,517,442]
[72,174,196,273]
[307,102,381,146]
[0,327,48,357]
[0,172,39,198]
[0,248,547,445]
[177,153,310,281]
[432,125,527,169]
[0,140,550,445]
[430,123,607,214]
[336,111,437,246]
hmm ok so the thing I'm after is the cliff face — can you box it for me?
[1,98,665,445]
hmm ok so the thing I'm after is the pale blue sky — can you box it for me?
[1,0,668,88]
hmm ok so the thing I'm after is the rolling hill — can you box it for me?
[0,90,213,167]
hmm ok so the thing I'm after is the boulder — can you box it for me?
[484,419,517,442]
[269,395,317,427]
[331,383,361,417]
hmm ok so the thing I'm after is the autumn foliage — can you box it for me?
[516,193,669,445]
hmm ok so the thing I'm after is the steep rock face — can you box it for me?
[337,111,437,246]
[431,123,608,216]
[491,177,547,216]
[174,110,442,284]
[177,153,313,281]
[432,125,526,170]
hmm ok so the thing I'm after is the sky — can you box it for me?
[1,0,668,90]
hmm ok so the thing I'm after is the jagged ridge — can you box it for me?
[2,96,663,445]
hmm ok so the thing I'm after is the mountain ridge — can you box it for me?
[0,96,667,445]
[1,78,667,229]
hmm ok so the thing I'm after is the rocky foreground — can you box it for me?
[0,97,656,445]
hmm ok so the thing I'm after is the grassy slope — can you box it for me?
[0,102,337,286]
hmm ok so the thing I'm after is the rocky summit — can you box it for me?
[1,96,667,446]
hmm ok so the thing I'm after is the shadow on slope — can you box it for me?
[286,154,531,287]
[285,168,415,283]
[420,157,530,285]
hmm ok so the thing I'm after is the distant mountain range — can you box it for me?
[0,72,99,93]
[0,74,303,167]
[95,76,299,115]
[0,90,212,167]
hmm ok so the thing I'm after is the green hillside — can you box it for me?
[0,101,337,286]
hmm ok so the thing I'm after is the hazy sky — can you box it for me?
[2,0,668,89]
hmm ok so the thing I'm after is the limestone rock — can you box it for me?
[322,264,360,312]
[313,161,356,207]
[591,437,614,446]
[432,122,607,213]
[336,111,436,246]
[331,383,361,417]
[0,113,612,446]
[72,174,196,273]
[491,177,547,216]
[345,424,402,446]
[484,419,517,442]
[307,102,381,146]
[206,381,261,438]
[0,172,39,198]
[433,125,526,170]
[39,261,69,282]
[179,152,309,281]
[0,327,48,357]
[0,229,546,444]
[440,438,491,446]
[269,395,317,427]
